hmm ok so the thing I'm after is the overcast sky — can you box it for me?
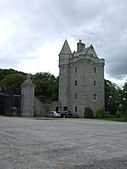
[0,0,127,86]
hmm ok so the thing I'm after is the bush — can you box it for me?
[84,107,94,118]
[120,110,127,118]
[115,110,121,118]
[95,109,105,118]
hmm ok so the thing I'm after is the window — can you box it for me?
[56,107,58,112]
[75,106,77,112]
[64,106,68,111]
[93,94,97,101]
[94,80,96,87]
[75,80,77,86]
[94,67,96,73]
[74,93,78,99]
[90,53,94,57]
[75,67,77,73]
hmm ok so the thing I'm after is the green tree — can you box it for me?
[0,68,25,81]
[121,81,127,113]
[33,72,58,102]
[0,73,26,94]
[105,80,122,114]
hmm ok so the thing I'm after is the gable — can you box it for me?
[86,45,98,58]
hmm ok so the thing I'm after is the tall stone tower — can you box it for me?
[21,74,35,117]
[59,40,105,117]
[59,40,72,112]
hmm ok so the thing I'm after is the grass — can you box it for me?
[103,117,127,122]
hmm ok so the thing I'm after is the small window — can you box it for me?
[75,67,77,73]
[94,80,96,87]
[64,106,68,111]
[75,106,77,112]
[94,67,96,73]
[56,106,58,112]
[75,80,77,86]
[74,93,78,99]
[93,94,97,101]
[90,53,94,57]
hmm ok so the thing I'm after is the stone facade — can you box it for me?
[59,40,105,117]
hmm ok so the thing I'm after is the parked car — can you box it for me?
[60,111,79,118]
[48,111,61,118]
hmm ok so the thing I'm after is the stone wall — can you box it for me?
[34,97,58,117]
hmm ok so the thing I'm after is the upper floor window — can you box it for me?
[75,67,77,73]
[75,80,77,86]
[93,94,97,101]
[94,80,96,87]
[94,67,96,73]
[90,53,94,57]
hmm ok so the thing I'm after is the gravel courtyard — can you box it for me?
[0,117,127,169]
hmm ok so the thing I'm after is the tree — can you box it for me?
[32,72,58,102]
[0,73,26,94]
[0,68,26,81]
[105,80,122,114]
[121,81,127,113]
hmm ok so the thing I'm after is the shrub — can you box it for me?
[95,109,105,118]
[120,110,127,118]
[84,107,94,118]
[115,110,121,118]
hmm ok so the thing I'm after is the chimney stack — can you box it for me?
[77,40,85,52]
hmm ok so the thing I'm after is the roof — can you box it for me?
[59,40,72,55]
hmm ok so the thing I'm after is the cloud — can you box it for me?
[0,0,126,84]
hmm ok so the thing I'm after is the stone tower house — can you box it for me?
[58,40,105,117]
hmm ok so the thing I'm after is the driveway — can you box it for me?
[0,117,127,169]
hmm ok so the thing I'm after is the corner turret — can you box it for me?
[59,40,72,65]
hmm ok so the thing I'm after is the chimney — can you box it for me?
[77,40,85,52]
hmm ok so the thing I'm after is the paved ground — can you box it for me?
[0,117,127,169]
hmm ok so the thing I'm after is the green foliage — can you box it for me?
[0,69,26,81]
[105,80,122,114]
[0,69,58,102]
[121,82,127,112]
[95,109,105,118]
[0,73,26,94]
[32,72,58,102]
[84,107,94,118]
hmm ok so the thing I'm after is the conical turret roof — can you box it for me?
[59,40,72,55]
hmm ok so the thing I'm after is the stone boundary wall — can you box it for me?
[34,97,58,117]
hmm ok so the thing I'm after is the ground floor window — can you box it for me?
[64,106,68,111]
[75,106,77,112]
[56,106,58,112]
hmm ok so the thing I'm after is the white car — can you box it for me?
[48,111,61,118]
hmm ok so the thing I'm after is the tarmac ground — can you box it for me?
[0,116,127,169]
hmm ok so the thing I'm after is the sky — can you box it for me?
[0,0,127,86]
